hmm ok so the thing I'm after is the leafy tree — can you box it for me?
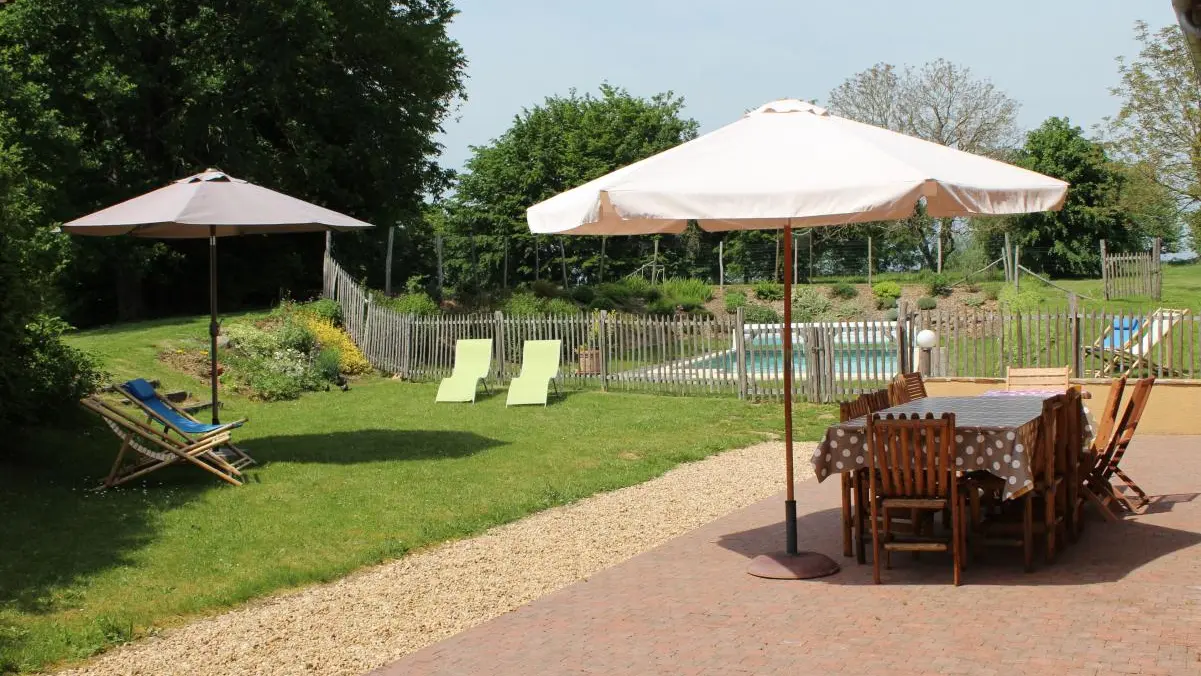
[0,0,465,324]
[1007,118,1161,277]
[827,59,1021,270]
[446,85,699,290]
[1106,20,1201,248]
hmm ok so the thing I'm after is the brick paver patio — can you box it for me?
[372,436,1201,676]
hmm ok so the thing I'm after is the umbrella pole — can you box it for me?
[209,226,220,425]
[746,222,839,580]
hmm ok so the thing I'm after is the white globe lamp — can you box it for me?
[916,329,938,349]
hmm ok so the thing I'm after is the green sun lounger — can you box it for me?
[506,340,561,407]
[436,339,494,403]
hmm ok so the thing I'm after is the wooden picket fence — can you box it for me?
[1101,238,1162,301]
[324,255,1199,403]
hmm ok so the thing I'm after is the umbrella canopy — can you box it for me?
[63,169,374,425]
[528,99,1067,235]
[61,169,374,237]
[526,99,1068,579]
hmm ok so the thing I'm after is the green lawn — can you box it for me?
[0,315,827,674]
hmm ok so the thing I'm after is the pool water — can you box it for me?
[694,346,899,376]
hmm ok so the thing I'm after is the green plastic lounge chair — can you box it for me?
[436,339,494,403]
[506,340,561,407]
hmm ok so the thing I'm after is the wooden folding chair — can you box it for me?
[866,412,965,585]
[1006,366,1070,390]
[117,379,255,470]
[81,396,246,488]
[1083,377,1155,517]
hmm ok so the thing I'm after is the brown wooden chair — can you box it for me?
[1073,377,1125,531]
[865,412,965,586]
[866,388,892,413]
[838,395,873,558]
[1006,366,1070,391]
[900,372,928,400]
[1083,377,1155,517]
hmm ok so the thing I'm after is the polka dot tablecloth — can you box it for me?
[812,395,1094,500]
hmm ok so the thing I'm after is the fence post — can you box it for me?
[895,300,908,374]
[718,240,724,288]
[735,306,748,400]
[1068,293,1082,378]
[1013,246,1021,291]
[1100,239,1109,300]
[1154,237,1163,301]
[494,311,506,382]
[599,310,609,392]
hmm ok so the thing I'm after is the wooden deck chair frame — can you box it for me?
[81,397,245,488]
[116,380,255,470]
[1079,382,1143,521]
[865,412,965,586]
[1093,309,1190,377]
[1085,377,1155,517]
[1005,365,1070,391]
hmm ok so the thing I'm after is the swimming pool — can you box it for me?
[693,346,899,377]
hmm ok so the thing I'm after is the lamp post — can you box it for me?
[916,329,938,376]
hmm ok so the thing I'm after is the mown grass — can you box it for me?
[0,315,829,674]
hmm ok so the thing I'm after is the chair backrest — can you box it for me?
[452,339,493,379]
[1091,376,1128,453]
[518,340,561,379]
[1034,393,1069,480]
[866,412,956,499]
[1105,377,1155,474]
[80,396,183,463]
[1130,309,1189,357]
[866,388,891,413]
[1006,366,1071,390]
[900,372,927,400]
[1102,317,1141,351]
[117,379,220,436]
[1091,383,1140,476]
[839,394,872,423]
[889,375,911,406]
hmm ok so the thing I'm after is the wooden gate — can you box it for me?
[1101,238,1162,301]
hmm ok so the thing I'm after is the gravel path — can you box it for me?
[57,440,814,676]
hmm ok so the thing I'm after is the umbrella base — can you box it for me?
[747,551,840,580]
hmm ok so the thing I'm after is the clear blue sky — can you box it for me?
[437,0,1170,172]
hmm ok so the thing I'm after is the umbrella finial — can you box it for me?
[749,99,829,117]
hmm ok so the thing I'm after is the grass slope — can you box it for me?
[0,315,825,674]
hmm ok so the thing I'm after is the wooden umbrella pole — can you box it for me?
[782,222,796,554]
[209,225,220,424]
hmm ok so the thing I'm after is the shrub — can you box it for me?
[983,287,1000,302]
[753,281,784,301]
[917,297,938,310]
[646,298,678,315]
[301,316,373,375]
[300,299,342,325]
[883,308,899,321]
[832,302,863,320]
[222,322,280,357]
[594,282,634,304]
[224,347,320,402]
[829,282,858,300]
[963,295,985,308]
[530,279,562,299]
[544,298,579,315]
[7,316,103,428]
[276,319,317,355]
[875,296,897,310]
[998,286,1042,313]
[588,296,617,311]
[404,275,429,295]
[314,347,342,383]
[503,292,545,316]
[724,291,747,314]
[872,281,902,302]
[386,292,440,316]
[791,286,834,322]
[620,276,654,299]
[570,286,596,304]
[743,305,781,323]
[659,277,714,305]
[927,274,952,298]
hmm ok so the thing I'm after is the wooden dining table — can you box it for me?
[813,392,1096,562]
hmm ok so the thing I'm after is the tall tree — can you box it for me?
[0,0,466,324]
[1107,20,1201,248]
[1006,118,1167,277]
[827,59,1021,269]
[446,85,699,291]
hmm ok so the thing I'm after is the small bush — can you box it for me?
[301,316,373,375]
[276,320,317,355]
[314,347,342,383]
[645,298,677,315]
[222,322,279,357]
[927,274,952,297]
[300,299,342,325]
[884,308,899,321]
[791,286,834,322]
[872,281,902,302]
[724,291,747,314]
[659,277,714,305]
[503,292,545,316]
[530,279,562,299]
[386,292,440,316]
[998,286,1042,313]
[984,287,1000,302]
[963,295,985,308]
[917,297,938,310]
[753,281,784,301]
[588,296,617,311]
[743,305,781,323]
[829,282,858,300]
[544,298,579,315]
[620,276,654,299]
[404,275,429,295]
[570,286,596,304]
[963,282,981,293]
[594,282,633,304]
[7,316,103,428]
[875,296,897,311]
[832,302,863,320]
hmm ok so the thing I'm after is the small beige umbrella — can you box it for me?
[528,99,1068,578]
[62,169,375,422]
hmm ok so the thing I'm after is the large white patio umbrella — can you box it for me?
[62,169,374,423]
[528,99,1068,578]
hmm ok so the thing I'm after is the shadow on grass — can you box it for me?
[0,418,503,629]
[716,504,1201,586]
